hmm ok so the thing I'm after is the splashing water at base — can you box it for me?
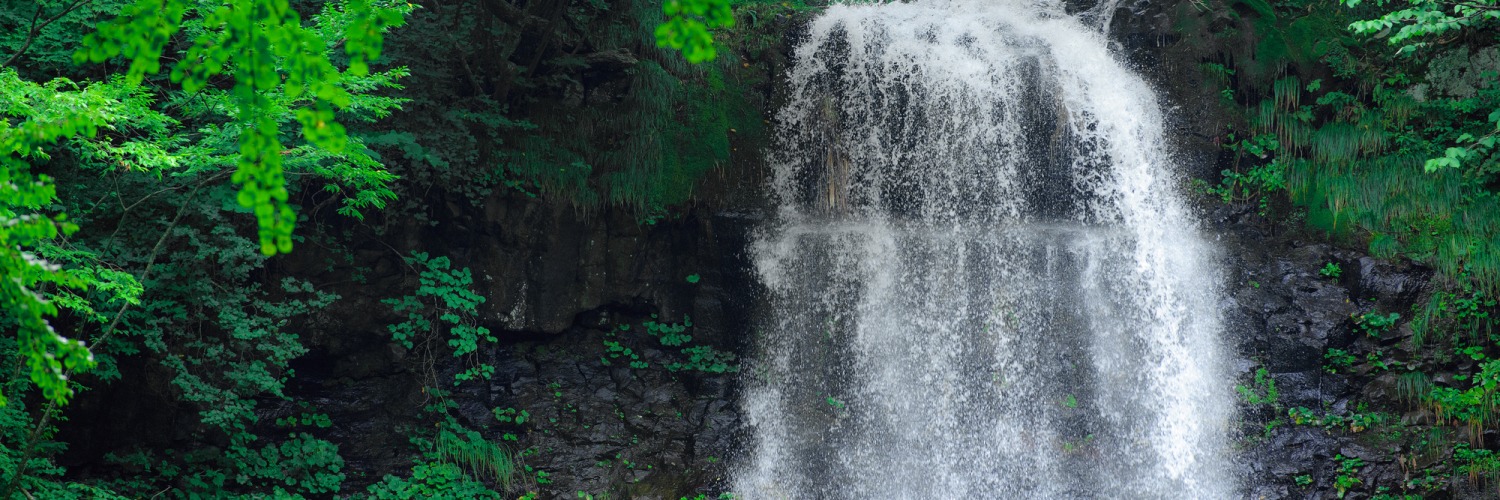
[735,1,1236,498]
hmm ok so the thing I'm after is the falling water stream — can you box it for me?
[735,1,1236,498]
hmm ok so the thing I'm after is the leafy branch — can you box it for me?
[1343,0,1500,54]
[75,0,410,255]
[655,0,734,63]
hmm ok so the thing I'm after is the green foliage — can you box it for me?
[601,340,643,368]
[277,411,334,429]
[1334,454,1364,498]
[1397,370,1435,405]
[1237,367,1281,407]
[1405,361,1500,439]
[0,354,135,499]
[5,92,381,491]
[227,432,347,495]
[646,316,693,347]
[367,461,504,499]
[434,426,519,491]
[656,0,734,63]
[1239,365,1289,439]
[158,275,336,432]
[110,273,344,496]
[16,151,355,497]
[679,494,735,500]
[1288,404,1391,432]
[370,399,518,499]
[1415,282,1498,344]
[76,0,410,255]
[605,314,736,374]
[1454,442,1500,485]
[1357,311,1402,337]
[1204,160,1287,215]
[1200,130,1289,215]
[665,345,738,374]
[0,0,412,409]
[384,253,497,385]
[493,407,530,426]
[1191,0,1500,308]
[1343,0,1500,55]
[530,466,552,485]
[1320,262,1343,278]
[1325,348,1358,373]
[0,68,124,405]
[14,167,355,497]
[92,427,349,498]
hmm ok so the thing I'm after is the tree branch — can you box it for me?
[1,0,94,68]
[2,177,207,499]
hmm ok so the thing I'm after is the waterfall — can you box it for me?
[734,1,1236,498]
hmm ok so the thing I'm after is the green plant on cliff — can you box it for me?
[1204,157,1286,215]
[1334,454,1364,497]
[603,314,738,374]
[1237,367,1281,408]
[385,253,497,386]
[1357,311,1401,337]
[1188,0,1500,302]
[1415,281,1499,344]
[1287,404,1390,432]
[1325,348,1358,373]
[1454,443,1500,487]
[368,390,521,498]
[646,315,694,347]
[367,461,503,499]
[667,345,738,374]
[1199,132,1283,210]
[374,251,532,498]
[1421,360,1500,440]
[434,424,521,491]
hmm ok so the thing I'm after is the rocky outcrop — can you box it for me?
[277,201,763,496]
[1212,205,1445,499]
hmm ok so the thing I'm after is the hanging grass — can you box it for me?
[435,427,522,492]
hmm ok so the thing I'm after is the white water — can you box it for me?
[735,1,1236,498]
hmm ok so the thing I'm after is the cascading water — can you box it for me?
[735,1,1236,498]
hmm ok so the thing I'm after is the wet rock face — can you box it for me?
[251,9,794,495]
[1106,0,1230,184]
[480,332,741,498]
[1211,205,1435,499]
[284,203,761,496]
